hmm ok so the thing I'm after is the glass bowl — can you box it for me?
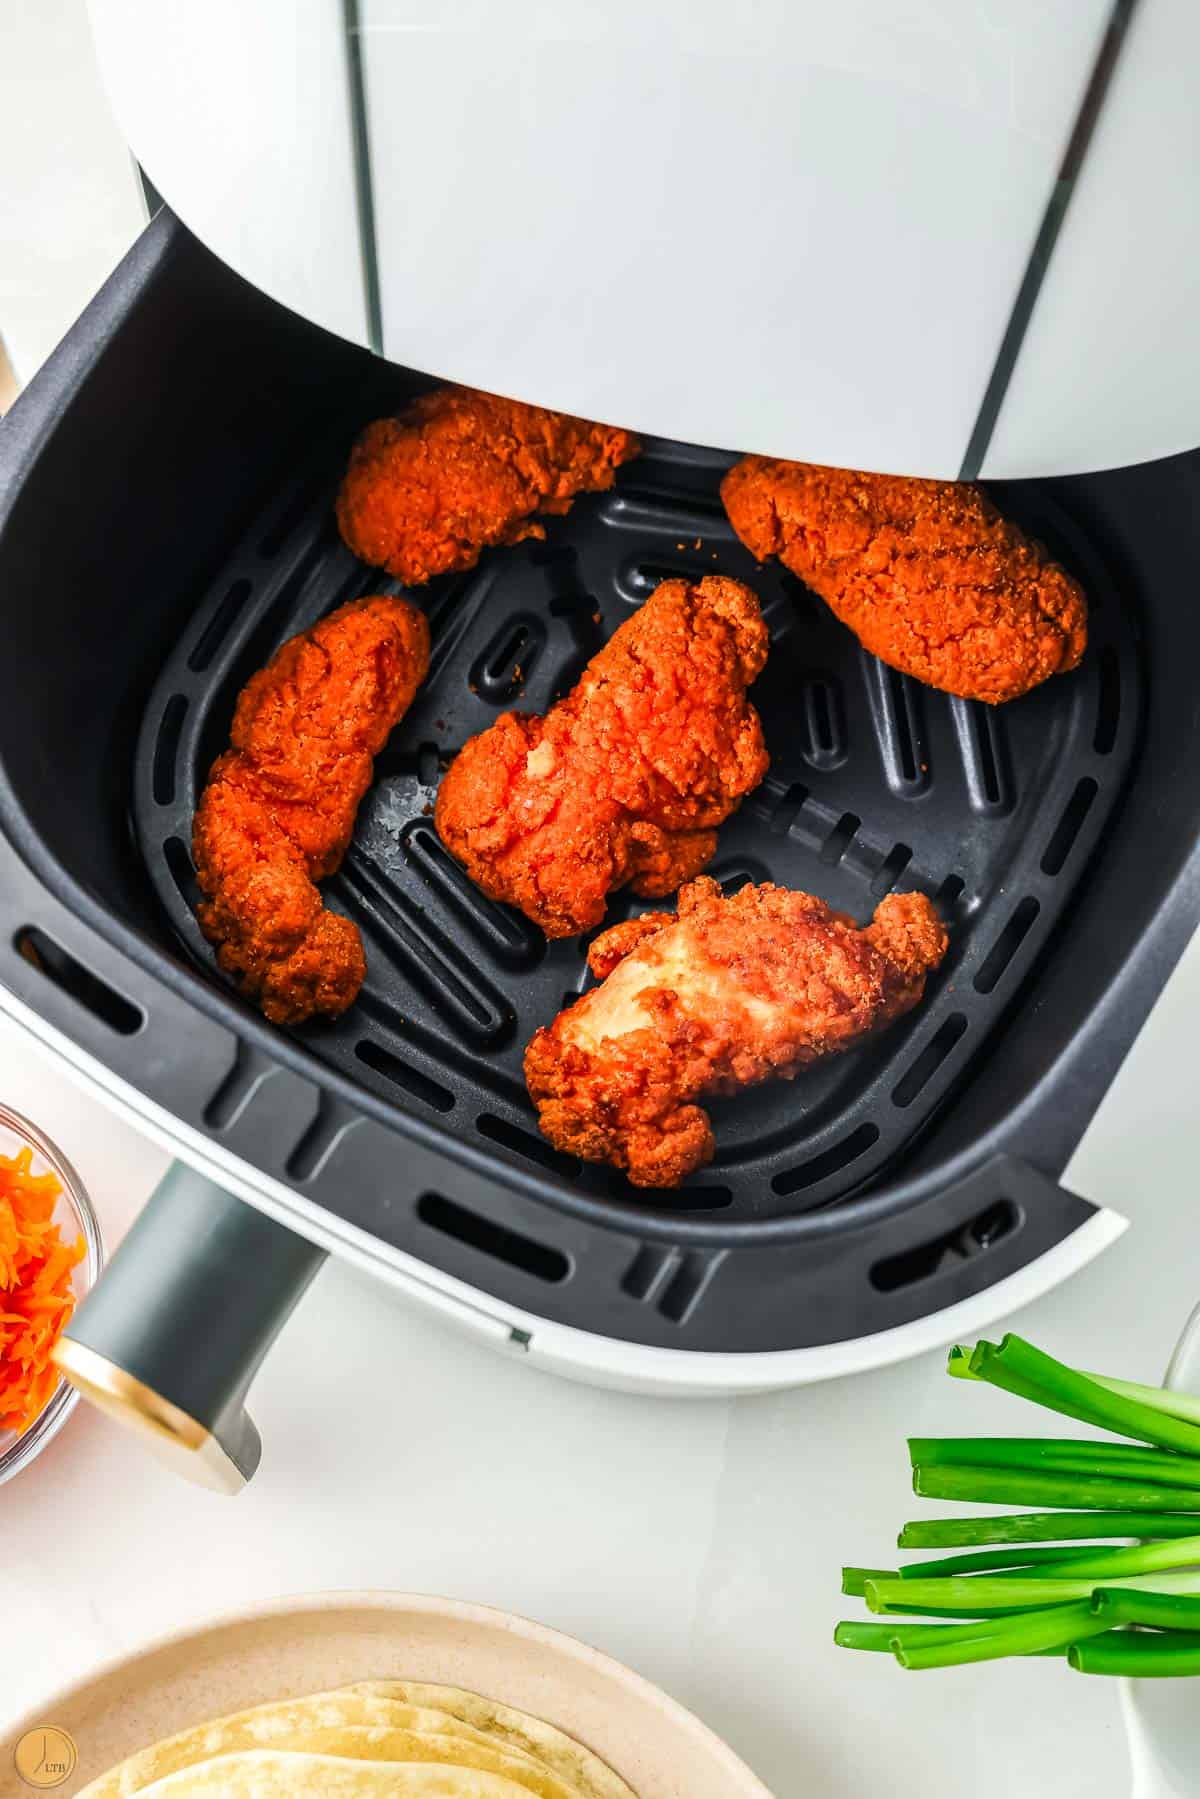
[0,1103,103,1484]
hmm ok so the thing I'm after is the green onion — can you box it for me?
[841,1567,898,1597]
[835,1620,994,1653]
[913,1463,1200,1512]
[899,1545,1113,1579]
[970,1337,1200,1457]
[1082,1371,1200,1430]
[898,1512,1200,1549]
[1092,1587,1200,1631]
[1068,1631,1200,1676]
[865,1569,1200,1617]
[1008,1536,1200,1584]
[894,1600,1109,1671]
[908,1437,1200,1489]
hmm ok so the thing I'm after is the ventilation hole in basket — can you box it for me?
[802,675,846,768]
[188,579,252,672]
[974,897,1040,995]
[470,614,545,700]
[15,927,143,1036]
[152,695,187,806]
[769,783,808,835]
[679,1184,733,1211]
[771,1123,880,1195]
[1094,646,1121,754]
[869,1200,1018,1292]
[887,666,920,784]
[892,1014,967,1107]
[936,873,966,912]
[871,843,913,896]
[820,812,861,866]
[354,1040,454,1112]
[1041,778,1098,877]
[477,1112,581,1177]
[163,835,201,909]
[417,1192,570,1283]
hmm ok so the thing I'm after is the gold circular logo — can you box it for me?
[13,1727,77,1788]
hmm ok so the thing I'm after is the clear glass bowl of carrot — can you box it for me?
[0,1103,103,1484]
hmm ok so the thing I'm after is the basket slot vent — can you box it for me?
[869,1199,1018,1292]
[864,661,929,796]
[801,674,846,770]
[1094,646,1121,754]
[151,695,188,806]
[771,1123,880,1196]
[820,811,861,867]
[892,1013,968,1108]
[935,873,966,914]
[1041,778,1098,876]
[871,842,913,896]
[417,1192,569,1283]
[470,612,546,703]
[14,927,143,1037]
[952,700,1013,813]
[355,1040,454,1112]
[401,819,543,969]
[188,579,252,673]
[477,1112,581,1177]
[163,835,201,909]
[974,897,1040,995]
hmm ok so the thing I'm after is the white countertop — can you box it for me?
[6,8,1200,1793]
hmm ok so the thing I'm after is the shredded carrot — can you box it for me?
[0,1144,84,1435]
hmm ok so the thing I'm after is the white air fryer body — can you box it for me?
[86,0,1200,479]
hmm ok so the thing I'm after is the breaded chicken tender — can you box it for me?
[336,385,640,584]
[435,577,770,938]
[525,879,948,1188]
[722,457,1087,705]
[193,595,430,1024]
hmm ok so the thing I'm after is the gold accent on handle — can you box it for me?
[52,1338,246,1494]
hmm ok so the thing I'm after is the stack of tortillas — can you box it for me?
[77,1680,638,1796]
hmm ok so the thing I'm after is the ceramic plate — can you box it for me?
[0,1591,771,1798]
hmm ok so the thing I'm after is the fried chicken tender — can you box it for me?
[525,879,948,1188]
[721,457,1087,705]
[434,577,770,938]
[336,385,640,584]
[193,595,430,1024]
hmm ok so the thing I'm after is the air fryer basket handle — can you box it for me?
[53,1163,326,1492]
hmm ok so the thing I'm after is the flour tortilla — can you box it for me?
[135,1752,534,1794]
[77,1697,530,1798]
[77,1681,636,1799]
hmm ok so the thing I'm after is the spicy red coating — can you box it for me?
[722,456,1087,705]
[193,595,430,1024]
[525,878,948,1188]
[434,576,771,938]
[336,385,640,584]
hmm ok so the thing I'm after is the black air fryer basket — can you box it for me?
[2,212,1199,1477]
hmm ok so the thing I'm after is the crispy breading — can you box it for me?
[336,386,639,584]
[525,879,948,1188]
[721,457,1087,705]
[193,595,430,1024]
[434,577,770,937]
